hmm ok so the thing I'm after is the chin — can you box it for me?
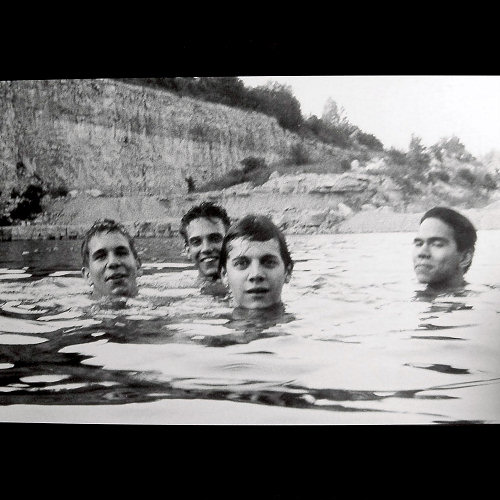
[201,270,219,279]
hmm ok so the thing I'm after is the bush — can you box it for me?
[387,148,407,165]
[457,167,477,186]
[427,170,450,183]
[289,143,310,165]
[240,156,267,174]
[356,131,384,150]
[9,184,46,221]
[49,185,69,198]
[340,159,351,172]
[482,173,497,190]
[302,115,352,148]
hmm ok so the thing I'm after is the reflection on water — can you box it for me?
[1,231,500,424]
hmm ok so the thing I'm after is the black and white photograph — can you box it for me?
[1,73,499,427]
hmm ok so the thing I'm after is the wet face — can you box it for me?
[222,237,291,310]
[82,231,140,299]
[185,217,226,279]
[412,217,471,288]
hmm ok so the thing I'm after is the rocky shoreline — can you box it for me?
[2,171,500,242]
[2,201,500,242]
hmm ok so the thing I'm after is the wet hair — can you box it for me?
[81,219,140,268]
[219,214,293,272]
[179,201,231,244]
[420,207,477,272]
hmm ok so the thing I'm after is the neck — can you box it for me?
[427,273,466,293]
[232,302,285,320]
[197,273,218,283]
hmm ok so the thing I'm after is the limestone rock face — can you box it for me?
[0,79,342,200]
[259,172,372,194]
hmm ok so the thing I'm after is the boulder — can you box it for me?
[304,209,330,226]
[337,202,353,217]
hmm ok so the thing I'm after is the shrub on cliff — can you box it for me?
[196,162,271,192]
[9,184,46,222]
[356,131,384,151]
[387,147,407,165]
[302,115,352,148]
[247,82,303,131]
[289,143,310,166]
[427,170,450,183]
[481,172,497,190]
[240,156,268,173]
[456,167,477,186]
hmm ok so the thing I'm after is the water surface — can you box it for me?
[1,231,499,424]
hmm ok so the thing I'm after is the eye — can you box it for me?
[413,240,423,247]
[232,257,249,269]
[432,241,444,248]
[116,248,130,256]
[262,256,279,268]
[92,251,106,261]
[209,234,223,244]
[189,238,201,247]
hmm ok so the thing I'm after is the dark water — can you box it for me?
[0,237,187,273]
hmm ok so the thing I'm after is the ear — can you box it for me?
[221,268,229,287]
[459,249,474,271]
[135,257,143,276]
[81,267,91,284]
[183,244,191,260]
[284,264,293,283]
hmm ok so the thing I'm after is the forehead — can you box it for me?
[88,231,132,253]
[186,217,226,238]
[418,217,455,241]
[228,237,282,258]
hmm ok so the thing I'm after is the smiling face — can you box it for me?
[185,217,226,279]
[82,230,140,299]
[412,217,472,289]
[222,237,291,310]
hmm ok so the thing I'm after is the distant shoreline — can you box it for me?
[2,205,500,242]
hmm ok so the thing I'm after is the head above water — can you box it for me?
[81,219,141,299]
[219,214,293,310]
[180,201,231,280]
[413,206,477,290]
[420,207,477,257]
[219,214,293,271]
[180,202,231,245]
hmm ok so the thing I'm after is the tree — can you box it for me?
[249,82,303,131]
[321,98,351,129]
[432,136,475,162]
[407,135,431,180]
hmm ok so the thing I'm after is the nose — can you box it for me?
[200,238,213,254]
[248,261,264,282]
[107,251,122,268]
[417,242,430,258]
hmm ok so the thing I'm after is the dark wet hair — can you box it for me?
[179,201,231,245]
[219,214,293,272]
[81,219,139,268]
[421,207,477,272]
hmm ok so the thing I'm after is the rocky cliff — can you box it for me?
[0,78,343,199]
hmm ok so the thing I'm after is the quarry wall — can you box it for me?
[0,78,340,198]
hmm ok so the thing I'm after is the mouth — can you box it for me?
[106,274,128,282]
[415,263,432,270]
[246,288,269,295]
[200,256,218,264]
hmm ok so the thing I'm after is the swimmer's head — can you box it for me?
[81,219,141,299]
[219,215,293,310]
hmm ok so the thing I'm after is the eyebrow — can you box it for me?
[413,237,449,243]
[189,232,222,241]
[231,253,280,261]
[91,245,130,258]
